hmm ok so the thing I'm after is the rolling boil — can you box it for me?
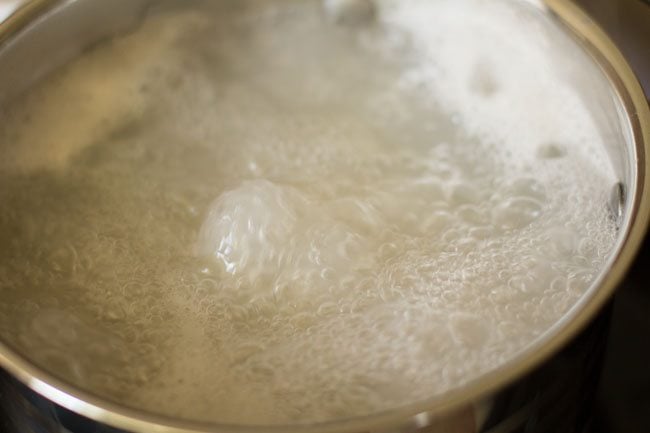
[0,0,632,428]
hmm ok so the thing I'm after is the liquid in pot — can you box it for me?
[0,0,618,425]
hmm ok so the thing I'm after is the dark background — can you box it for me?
[575,1,650,433]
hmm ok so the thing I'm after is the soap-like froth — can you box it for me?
[379,0,612,171]
[0,0,619,426]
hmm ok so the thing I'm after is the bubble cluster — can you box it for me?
[0,0,618,426]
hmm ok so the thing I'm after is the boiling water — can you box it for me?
[0,0,618,425]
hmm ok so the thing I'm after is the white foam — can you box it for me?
[379,0,615,176]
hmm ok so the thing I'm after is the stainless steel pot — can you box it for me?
[0,1,649,432]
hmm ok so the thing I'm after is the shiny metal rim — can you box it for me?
[0,1,649,432]
[0,0,52,45]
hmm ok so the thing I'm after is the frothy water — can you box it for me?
[0,0,618,425]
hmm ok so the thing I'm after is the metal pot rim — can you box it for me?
[0,1,649,432]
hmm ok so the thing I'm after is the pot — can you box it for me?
[0,1,649,432]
